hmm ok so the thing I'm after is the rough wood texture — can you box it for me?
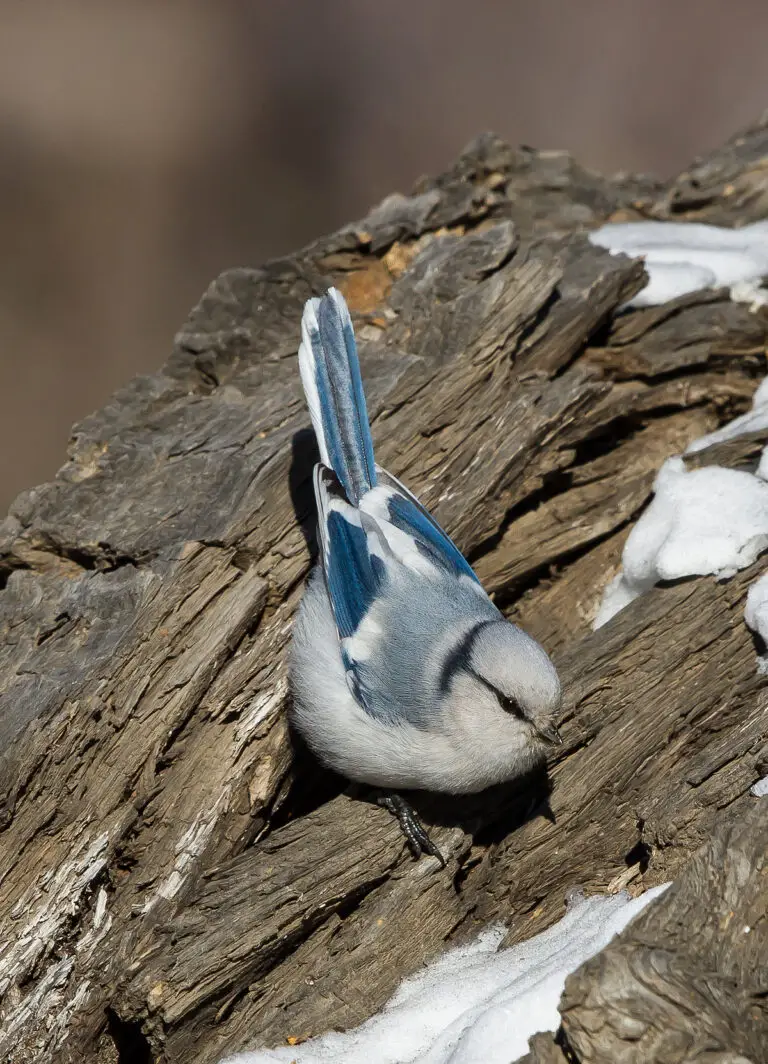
[1,117,768,1063]
[523,804,768,1063]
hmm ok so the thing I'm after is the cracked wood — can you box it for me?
[0,120,766,1063]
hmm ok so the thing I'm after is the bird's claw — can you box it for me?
[377,793,446,867]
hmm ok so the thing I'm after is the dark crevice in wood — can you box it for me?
[37,536,145,573]
[581,315,614,352]
[626,359,765,390]
[36,611,75,646]
[468,397,707,572]
[0,556,31,590]
[467,468,574,567]
[554,1025,581,1064]
[513,286,562,365]
[493,515,635,612]
[0,536,149,583]
[106,1009,155,1064]
[625,839,652,874]
[264,751,347,835]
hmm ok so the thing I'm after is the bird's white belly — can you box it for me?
[292,672,535,792]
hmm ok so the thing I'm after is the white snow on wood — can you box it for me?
[685,376,768,456]
[750,774,768,796]
[586,248,768,668]
[730,278,768,313]
[595,457,768,628]
[589,220,768,308]
[221,884,669,1064]
[744,571,768,647]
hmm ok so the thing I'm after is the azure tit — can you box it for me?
[289,288,562,863]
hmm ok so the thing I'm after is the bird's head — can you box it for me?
[456,619,562,747]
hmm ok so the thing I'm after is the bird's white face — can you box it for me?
[436,669,551,793]
[429,622,560,793]
[464,620,562,746]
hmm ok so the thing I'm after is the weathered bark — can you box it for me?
[0,118,767,1064]
[523,804,768,1064]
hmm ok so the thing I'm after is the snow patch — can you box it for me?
[730,278,768,313]
[750,774,768,796]
[591,350,768,672]
[686,375,768,456]
[589,220,768,308]
[745,571,768,647]
[595,457,768,628]
[221,885,668,1064]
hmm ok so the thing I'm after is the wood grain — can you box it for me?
[0,116,767,1063]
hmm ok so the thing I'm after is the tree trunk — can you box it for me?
[1,118,767,1064]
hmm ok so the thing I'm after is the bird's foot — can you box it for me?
[377,793,446,867]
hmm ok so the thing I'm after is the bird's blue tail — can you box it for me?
[299,288,377,505]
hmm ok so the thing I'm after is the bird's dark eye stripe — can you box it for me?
[497,691,525,719]
[469,667,527,720]
[438,620,499,693]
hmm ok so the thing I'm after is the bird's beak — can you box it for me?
[537,722,562,746]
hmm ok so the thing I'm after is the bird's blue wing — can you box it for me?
[362,466,483,586]
[313,465,393,716]
[314,465,388,639]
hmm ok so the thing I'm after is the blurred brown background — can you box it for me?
[1,0,767,510]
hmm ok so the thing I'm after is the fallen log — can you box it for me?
[0,118,767,1063]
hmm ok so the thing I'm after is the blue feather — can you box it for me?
[310,290,377,505]
[324,508,385,638]
[313,466,388,641]
[386,495,480,582]
[375,468,482,585]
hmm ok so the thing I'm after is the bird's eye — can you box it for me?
[497,692,525,720]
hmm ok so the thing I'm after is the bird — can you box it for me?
[289,288,562,864]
